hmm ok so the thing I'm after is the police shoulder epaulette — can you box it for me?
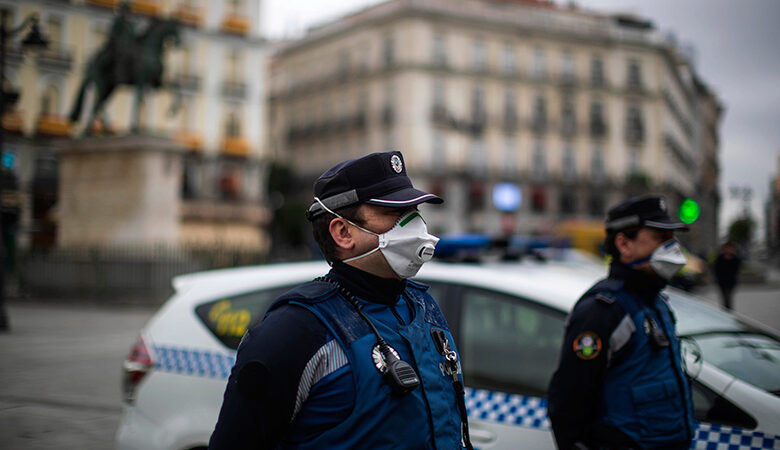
[595,293,616,304]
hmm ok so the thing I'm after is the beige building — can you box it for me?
[1,0,268,250]
[267,0,722,251]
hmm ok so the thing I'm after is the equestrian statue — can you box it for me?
[69,2,182,135]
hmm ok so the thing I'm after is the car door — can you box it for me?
[444,284,565,450]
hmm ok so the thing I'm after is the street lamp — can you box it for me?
[0,11,49,332]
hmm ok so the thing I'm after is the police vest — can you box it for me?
[588,280,695,448]
[271,280,463,449]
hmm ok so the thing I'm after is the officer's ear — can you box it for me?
[329,217,356,252]
[614,232,634,261]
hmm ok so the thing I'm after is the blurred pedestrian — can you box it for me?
[209,151,471,449]
[548,195,695,450]
[713,241,742,310]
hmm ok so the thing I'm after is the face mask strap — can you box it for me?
[313,197,378,237]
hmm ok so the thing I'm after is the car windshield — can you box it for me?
[666,289,780,395]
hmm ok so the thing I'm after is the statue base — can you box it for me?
[56,134,185,248]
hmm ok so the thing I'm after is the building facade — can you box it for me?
[1,0,268,250]
[267,0,722,253]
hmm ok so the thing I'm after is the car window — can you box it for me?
[690,332,780,394]
[195,284,297,349]
[691,379,757,429]
[458,286,566,396]
[667,289,780,394]
[665,289,743,336]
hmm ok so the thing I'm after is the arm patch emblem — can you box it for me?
[573,331,602,360]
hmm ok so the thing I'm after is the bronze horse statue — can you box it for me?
[69,13,181,134]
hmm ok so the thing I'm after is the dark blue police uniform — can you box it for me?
[547,196,695,450]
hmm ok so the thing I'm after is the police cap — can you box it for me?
[305,151,443,221]
[605,195,689,232]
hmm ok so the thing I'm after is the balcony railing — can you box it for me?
[222,81,247,99]
[174,5,204,27]
[221,14,250,35]
[176,130,203,152]
[87,0,119,8]
[221,136,250,157]
[35,114,71,138]
[2,110,23,135]
[131,0,162,17]
[36,46,73,72]
[172,72,201,92]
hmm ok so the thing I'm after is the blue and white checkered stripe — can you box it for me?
[465,387,780,450]
[693,423,779,450]
[153,345,236,379]
[151,348,779,449]
[465,387,550,430]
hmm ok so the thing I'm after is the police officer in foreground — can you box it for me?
[547,195,695,450]
[210,151,471,449]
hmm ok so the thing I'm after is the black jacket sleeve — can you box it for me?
[208,304,329,450]
[547,295,627,450]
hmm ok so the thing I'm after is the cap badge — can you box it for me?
[390,155,403,173]
[659,198,666,212]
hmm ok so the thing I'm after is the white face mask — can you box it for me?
[629,239,688,281]
[315,198,439,278]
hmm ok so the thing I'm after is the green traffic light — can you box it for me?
[679,199,700,224]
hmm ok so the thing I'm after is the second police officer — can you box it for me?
[548,195,695,450]
[209,151,472,449]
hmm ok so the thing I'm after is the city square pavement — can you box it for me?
[0,276,777,449]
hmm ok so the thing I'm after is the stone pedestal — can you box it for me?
[57,134,185,247]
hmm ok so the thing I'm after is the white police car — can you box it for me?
[116,257,780,450]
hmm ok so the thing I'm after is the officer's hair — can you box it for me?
[311,204,365,264]
[605,226,641,259]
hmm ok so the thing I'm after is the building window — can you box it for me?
[433,79,445,108]
[45,15,64,53]
[627,58,642,89]
[470,137,487,173]
[588,193,605,217]
[559,191,576,215]
[560,93,576,137]
[383,35,395,68]
[591,146,605,182]
[532,141,546,180]
[591,55,605,86]
[625,104,644,143]
[503,136,516,173]
[562,144,576,182]
[471,85,486,126]
[589,99,606,137]
[432,131,445,169]
[503,89,518,131]
[532,94,547,133]
[468,181,485,211]
[225,111,241,137]
[472,39,486,72]
[226,50,241,83]
[40,83,61,115]
[627,147,640,173]
[561,51,575,82]
[531,186,547,213]
[338,49,349,79]
[432,33,446,67]
[432,79,446,123]
[533,46,546,79]
[502,43,516,74]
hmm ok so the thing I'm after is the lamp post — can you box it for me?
[0,11,48,332]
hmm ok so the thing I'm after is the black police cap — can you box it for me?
[305,151,443,221]
[605,195,689,232]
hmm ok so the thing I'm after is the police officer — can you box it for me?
[209,151,471,449]
[547,195,695,450]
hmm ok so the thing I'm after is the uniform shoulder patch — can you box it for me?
[573,331,602,360]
